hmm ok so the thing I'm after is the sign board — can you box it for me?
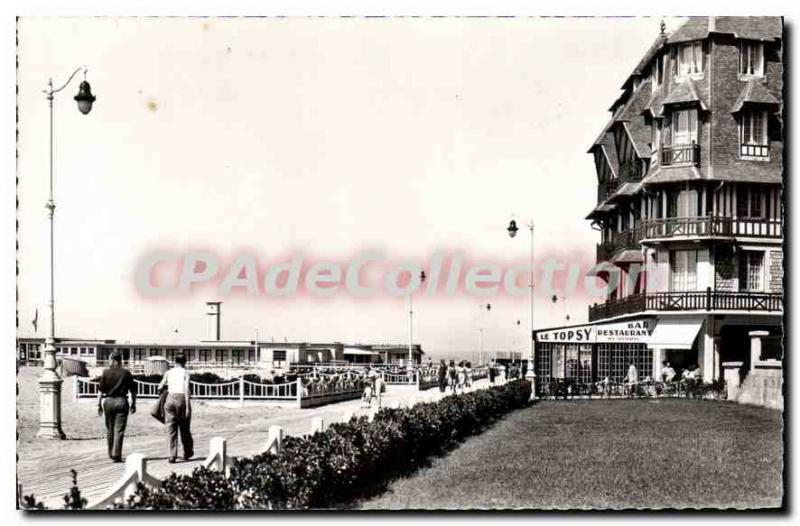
[535,318,656,344]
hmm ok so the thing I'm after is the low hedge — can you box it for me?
[121,379,532,510]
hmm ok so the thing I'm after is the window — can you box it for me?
[676,42,704,77]
[133,348,145,361]
[740,110,769,157]
[273,349,287,367]
[652,54,665,88]
[670,109,698,146]
[650,121,660,152]
[739,41,765,77]
[670,250,699,292]
[231,350,244,364]
[738,251,764,291]
[214,349,226,363]
[736,186,766,219]
[247,350,256,363]
[199,349,211,363]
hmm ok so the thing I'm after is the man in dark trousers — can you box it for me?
[489,359,497,384]
[437,359,447,393]
[97,353,136,462]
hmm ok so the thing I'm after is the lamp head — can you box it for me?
[507,219,519,238]
[74,80,96,114]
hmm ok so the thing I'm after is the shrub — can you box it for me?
[121,379,531,510]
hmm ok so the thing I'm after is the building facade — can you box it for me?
[534,17,783,389]
[17,337,424,374]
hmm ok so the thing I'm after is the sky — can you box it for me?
[16,16,681,358]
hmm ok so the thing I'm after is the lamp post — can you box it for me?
[37,67,96,439]
[507,219,536,397]
[477,303,491,365]
[408,270,426,368]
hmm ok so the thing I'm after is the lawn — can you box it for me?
[360,399,783,510]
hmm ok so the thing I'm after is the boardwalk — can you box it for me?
[17,366,483,508]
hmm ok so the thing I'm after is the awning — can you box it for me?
[647,319,703,350]
[343,348,379,356]
[612,249,644,264]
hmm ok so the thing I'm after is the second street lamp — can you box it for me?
[508,218,536,398]
[408,270,426,368]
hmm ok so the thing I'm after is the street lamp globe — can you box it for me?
[507,219,519,238]
[74,80,96,114]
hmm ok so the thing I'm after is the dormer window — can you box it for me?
[675,41,704,77]
[651,55,665,88]
[739,40,765,77]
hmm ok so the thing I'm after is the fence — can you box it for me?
[536,378,720,400]
[74,375,361,409]
[75,378,501,509]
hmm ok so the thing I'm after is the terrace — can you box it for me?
[588,288,783,322]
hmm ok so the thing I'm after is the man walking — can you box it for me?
[437,359,447,393]
[158,354,194,463]
[97,353,136,462]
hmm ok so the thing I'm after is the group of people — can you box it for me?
[591,361,702,397]
[435,360,473,394]
[97,352,193,464]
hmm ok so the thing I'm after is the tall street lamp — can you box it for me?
[38,67,96,439]
[408,270,426,367]
[478,303,491,365]
[507,219,536,397]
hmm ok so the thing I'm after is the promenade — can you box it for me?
[17,366,487,508]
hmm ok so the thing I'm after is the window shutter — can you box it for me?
[742,112,753,144]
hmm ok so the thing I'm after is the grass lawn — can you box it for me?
[360,399,783,510]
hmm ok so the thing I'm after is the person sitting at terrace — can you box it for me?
[624,362,638,397]
[661,362,676,384]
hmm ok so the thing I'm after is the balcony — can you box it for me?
[597,178,619,204]
[641,216,782,241]
[660,143,700,166]
[588,289,783,322]
[596,227,643,263]
[618,160,644,183]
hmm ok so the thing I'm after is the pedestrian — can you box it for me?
[447,360,457,393]
[489,359,497,384]
[373,369,385,408]
[624,362,638,398]
[157,353,194,463]
[437,359,447,393]
[97,352,137,463]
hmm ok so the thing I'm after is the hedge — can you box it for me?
[120,379,532,510]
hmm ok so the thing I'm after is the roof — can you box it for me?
[608,182,643,202]
[585,203,616,220]
[642,166,703,185]
[660,78,708,112]
[643,86,666,118]
[612,249,644,264]
[731,79,781,113]
[623,34,668,88]
[668,17,782,44]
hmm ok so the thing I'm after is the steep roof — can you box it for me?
[668,16,782,44]
[659,78,708,113]
[622,34,668,89]
[731,79,781,113]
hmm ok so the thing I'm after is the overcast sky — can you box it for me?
[17,17,682,358]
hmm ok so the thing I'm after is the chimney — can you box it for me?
[205,302,222,341]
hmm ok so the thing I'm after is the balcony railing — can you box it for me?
[618,160,644,183]
[588,289,783,322]
[597,178,619,204]
[660,143,700,166]
[596,227,643,263]
[642,216,782,240]
[741,143,769,158]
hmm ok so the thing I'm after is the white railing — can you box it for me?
[73,375,359,408]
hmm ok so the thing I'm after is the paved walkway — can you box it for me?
[16,366,492,508]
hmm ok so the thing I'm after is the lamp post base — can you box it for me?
[37,368,66,440]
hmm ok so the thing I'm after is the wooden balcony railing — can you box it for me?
[618,160,644,183]
[642,216,782,240]
[597,178,619,204]
[660,143,700,166]
[588,289,783,322]
[596,227,643,263]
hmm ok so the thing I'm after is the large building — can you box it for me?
[533,17,783,390]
